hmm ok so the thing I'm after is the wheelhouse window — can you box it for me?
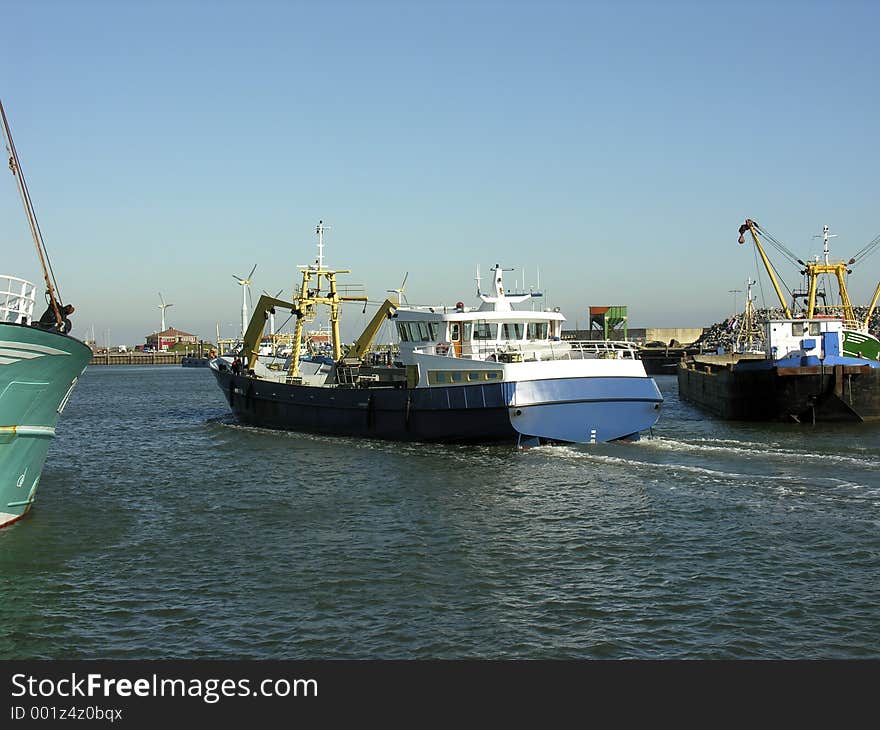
[397,321,439,342]
[474,322,498,340]
[527,322,549,340]
[463,322,473,341]
[501,322,524,340]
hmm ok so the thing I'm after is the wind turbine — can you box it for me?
[387,272,409,304]
[233,264,257,340]
[158,293,173,332]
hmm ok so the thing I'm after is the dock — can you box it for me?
[89,352,185,366]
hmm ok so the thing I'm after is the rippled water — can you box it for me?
[1,367,878,659]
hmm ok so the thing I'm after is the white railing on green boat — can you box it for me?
[0,275,36,324]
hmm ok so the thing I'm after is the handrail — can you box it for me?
[0,274,36,324]
[414,338,640,361]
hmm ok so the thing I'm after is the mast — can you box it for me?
[738,219,792,318]
[0,99,63,328]
[801,224,856,324]
[734,278,762,352]
[286,222,367,377]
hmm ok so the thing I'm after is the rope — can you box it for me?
[849,233,880,265]
[753,222,803,266]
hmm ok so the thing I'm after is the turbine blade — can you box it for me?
[401,272,409,289]
[248,264,257,280]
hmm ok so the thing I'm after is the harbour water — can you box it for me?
[1,367,878,659]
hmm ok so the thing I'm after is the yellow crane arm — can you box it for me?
[866,278,880,331]
[343,298,398,361]
[738,219,792,318]
[242,294,298,370]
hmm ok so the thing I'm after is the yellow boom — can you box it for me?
[343,298,398,361]
[738,219,793,318]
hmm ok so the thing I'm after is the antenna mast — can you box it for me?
[315,220,330,269]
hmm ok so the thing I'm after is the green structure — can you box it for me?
[590,306,628,340]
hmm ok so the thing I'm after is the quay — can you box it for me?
[90,352,185,366]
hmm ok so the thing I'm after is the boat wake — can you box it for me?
[643,436,880,469]
[539,441,879,494]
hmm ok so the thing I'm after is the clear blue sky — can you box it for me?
[3,0,879,345]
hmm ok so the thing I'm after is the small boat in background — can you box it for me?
[0,100,91,528]
[210,222,663,446]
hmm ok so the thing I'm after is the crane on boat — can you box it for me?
[737,218,880,332]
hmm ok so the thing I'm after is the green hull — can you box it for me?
[0,322,91,528]
[843,330,880,361]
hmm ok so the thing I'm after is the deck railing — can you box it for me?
[415,339,640,361]
[0,275,36,324]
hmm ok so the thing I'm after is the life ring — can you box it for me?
[435,342,450,356]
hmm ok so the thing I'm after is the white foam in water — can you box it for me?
[644,436,880,469]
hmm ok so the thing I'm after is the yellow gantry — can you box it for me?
[287,265,366,376]
[802,261,856,323]
[238,222,407,378]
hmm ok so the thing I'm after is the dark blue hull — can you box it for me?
[214,369,517,443]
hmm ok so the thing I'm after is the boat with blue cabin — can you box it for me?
[0,101,91,528]
[210,223,663,446]
[678,219,880,422]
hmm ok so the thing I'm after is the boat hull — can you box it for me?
[211,367,662,445]
[0,323,91,527]
[677,357,880,422]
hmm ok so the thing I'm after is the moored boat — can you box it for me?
[210,223,663,446]
[0,101,91,528]
[678,219,880,422]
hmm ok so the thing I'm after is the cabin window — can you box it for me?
[463,322,473,340]
[468,372,482,381]
[486,371,500,380]
[413,321,438,342]
[397,323,410,342]
[809,322,821,336]
[527,322,549,340]
[501,322,524,340]
[791,323,806,336]
[474,322,498,340]
[450,323,461,341]
[451,371,465,383]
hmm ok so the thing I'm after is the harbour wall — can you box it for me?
[90,352,184,366]
[563,327,706,345]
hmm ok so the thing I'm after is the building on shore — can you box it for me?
[145,327,197,351]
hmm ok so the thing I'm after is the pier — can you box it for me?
[89,352,184,366]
